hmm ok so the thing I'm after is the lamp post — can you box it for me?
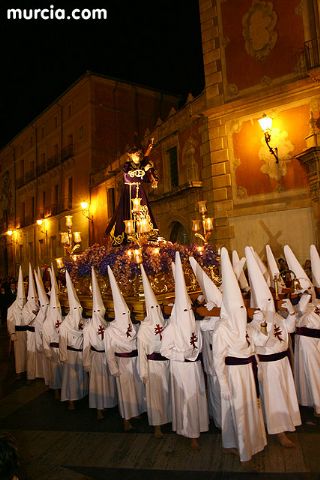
[258,113,279,164]
[36,218,48,259]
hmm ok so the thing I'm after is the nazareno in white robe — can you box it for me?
[199,316,221,429]
[59,318,88,402]
[294,305,320,414]
[83,319,117,410]
[249,311,301,434]
[212,319,267,462]
[7,301,27,374]
[23,303,44,380]
[104,322,146,420]
[160,321,209,438]
[137,322,171,426]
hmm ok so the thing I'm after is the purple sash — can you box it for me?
[91,346,105,353]
[67,346,83,352]
[15,325,28,331]
[257,349,289,362]
[147,352,168,361]
[115,349,138,358]
[296,327,320,339]
[225,355,259,398]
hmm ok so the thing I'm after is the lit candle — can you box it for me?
[204,217,214,232]
[60,232,69,244]
[197,246,204,254]
[55,257,65,269]
[134,248,143,264]
[153,247,160,255]
[124,219,134,234]
[192,219,201,232]
[73,232,82,243]
[198,200,207,215]
[65,215,73,227]
[127,249,133,257]
[132,197,142,213]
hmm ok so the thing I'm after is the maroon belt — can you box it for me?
[147,352,168,361]
[91,346,105,353]
[185,352,202,363]
[225,355,259,398]
[115,349,138,358]
[50,342,59,348]
[67,346,83,352]
[296,327,320,339]
[27,326,35,332]
[257,349,289,362]
[15,325,28,331]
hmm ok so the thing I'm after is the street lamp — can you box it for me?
[80,201,93,222]
[258,113,279,164]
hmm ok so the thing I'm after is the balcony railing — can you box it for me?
[304,38,320,69]
[61,144,74,161]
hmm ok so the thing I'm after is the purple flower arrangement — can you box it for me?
[65,241,220,291]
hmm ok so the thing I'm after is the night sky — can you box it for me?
[0,0,204,148]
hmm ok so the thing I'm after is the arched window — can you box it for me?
[169,221,189,244]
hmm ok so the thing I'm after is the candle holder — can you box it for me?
[60,215,82,256]
[124,184,154,246]
[192,200,214,244]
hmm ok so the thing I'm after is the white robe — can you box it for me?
[137,335,171,426]
[160,322,209,438]
[7,302,27,374]
[212,320,266,462]
[104,325,146,420]
[249,312,301,434]
[294,306,320,414]
[42,316,63,390]
[83,321,117,410]
[34,307,51,386]
[59,321,88,402]
[199,316,221,429]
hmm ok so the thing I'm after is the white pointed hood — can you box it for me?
[189,256,222,307]
[245,246,275,315]
[220,247,248,345]
[46,266,63,333]
[34,269,49,311]
[65,270,83,330]
[27,263,39,309]
[138,264,165,354]
[310,244,320,289]
[266,244,285,289]
[91,267,107,328]
[251,248,271,287]
[232,250,249,290]
[284,245,315,300]
[107,265,136,343]
[170,252,200,360]
[16,265,26,309]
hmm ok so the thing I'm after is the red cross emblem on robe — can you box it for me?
[190,332,198,349]
[154,324,163,340]
[97,325,105,340]
[126,323,132,338]
[55,319,61,330]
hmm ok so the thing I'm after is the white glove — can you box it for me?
[205,301,217,311]
[10,333,17,342]
[219,381,231,401]
[252,310,264,322]
[281,298,295,315]
[298,293,312,314]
